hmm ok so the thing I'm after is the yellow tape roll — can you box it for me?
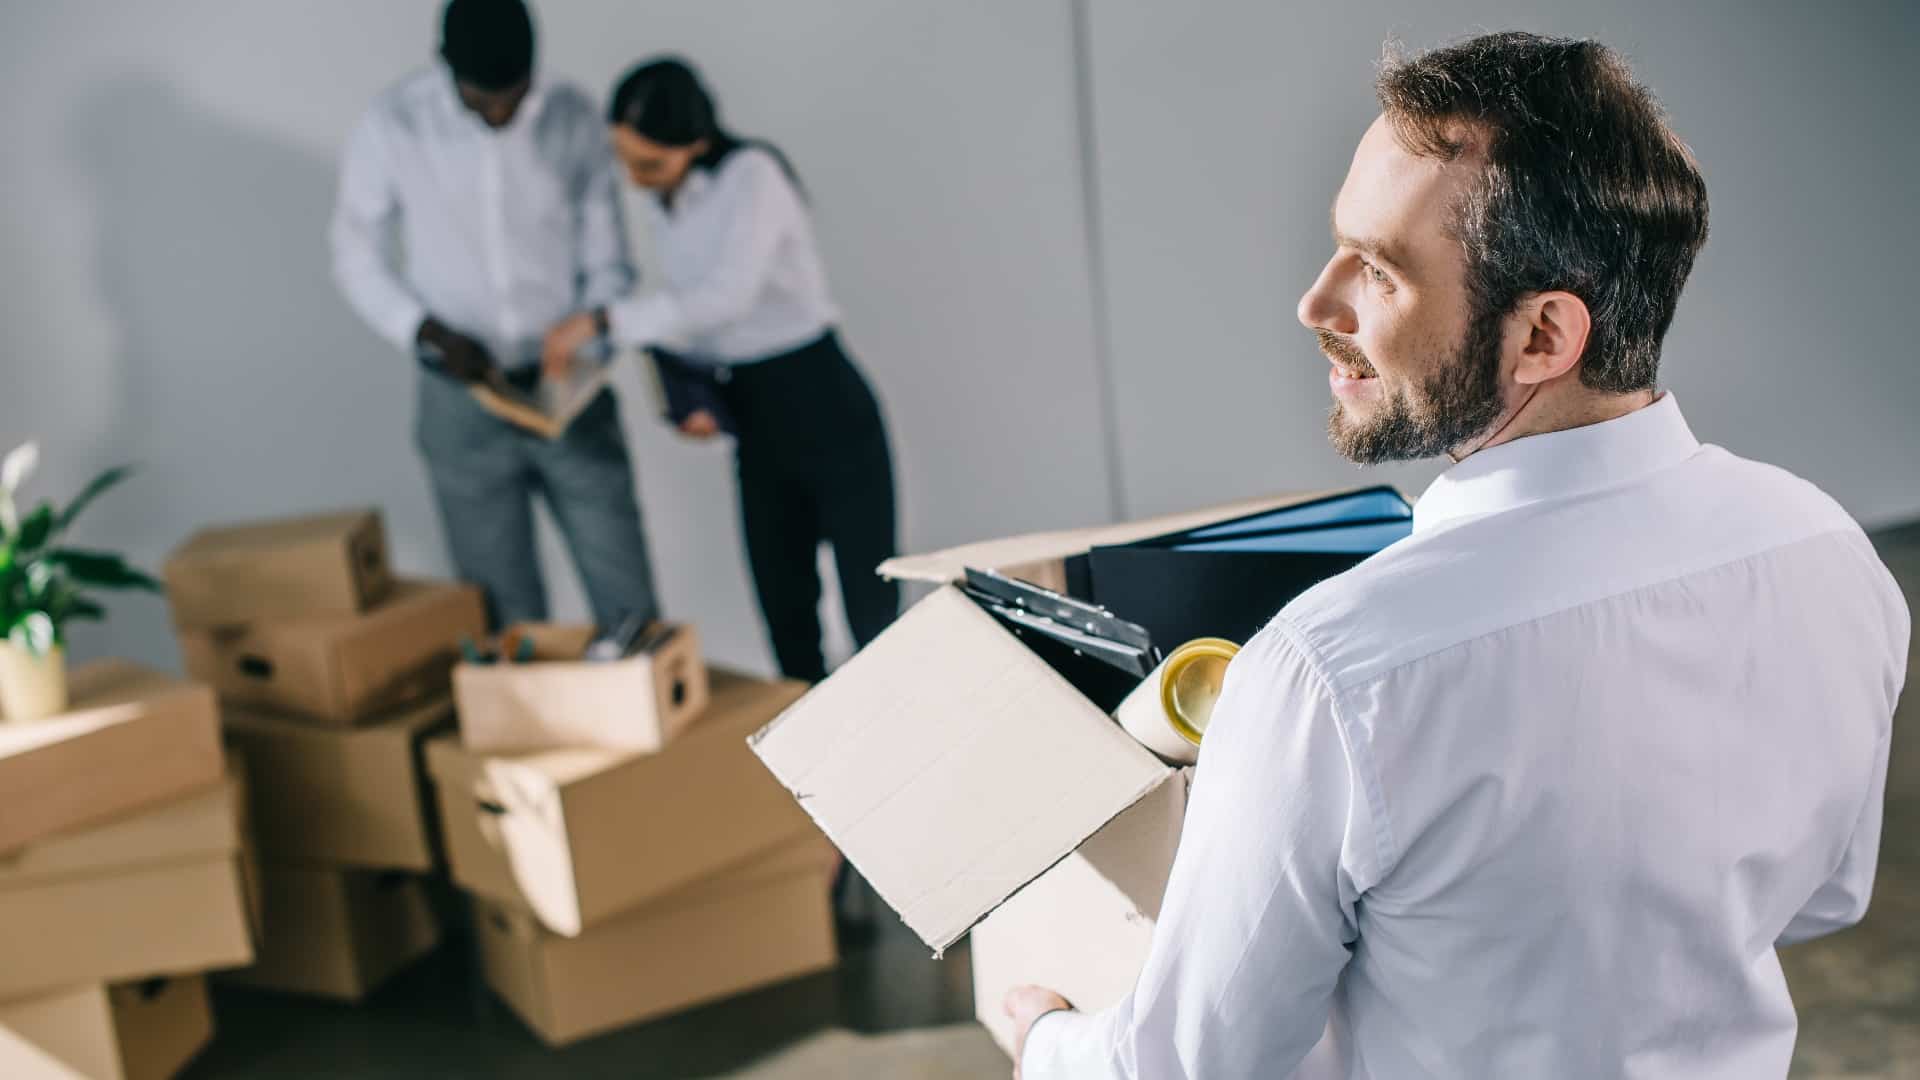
[1158,637,1240,746]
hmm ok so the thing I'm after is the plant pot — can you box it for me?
[0,642,68,722]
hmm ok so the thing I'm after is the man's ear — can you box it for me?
[1508,290,1592,386]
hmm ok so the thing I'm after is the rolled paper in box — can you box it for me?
[1112,638,1239,765]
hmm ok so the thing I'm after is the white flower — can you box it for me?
[0,440,36,536]
[1,441,37,496]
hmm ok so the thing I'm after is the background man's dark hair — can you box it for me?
[441,0,534,91]
[1377,32,1709,393]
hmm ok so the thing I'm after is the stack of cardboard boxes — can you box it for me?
[164,509,485,1002]
[0,662,256,1079]
[429,619,840,1046]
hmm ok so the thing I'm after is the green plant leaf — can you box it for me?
[55,464,134,534]
[50,549,161,591]
[14,504,53,553]
[62,597,107,622]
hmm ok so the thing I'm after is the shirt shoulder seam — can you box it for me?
[1267,615,1400,883]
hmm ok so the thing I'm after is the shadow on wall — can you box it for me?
[61,74,446,670]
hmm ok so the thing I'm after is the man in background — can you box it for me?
[330,0,658,629]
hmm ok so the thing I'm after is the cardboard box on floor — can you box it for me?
[0,660,223,856]
[178,579,485,726]
[219,865,440,1001]
[425,667,815,936]
[164,508,392,629]
[750,497,1315,1048]
[0,770,257,999]
[454,622,708,754]
[0,976,213,1080]
[476,833,838,1047]
[221,695,453,871]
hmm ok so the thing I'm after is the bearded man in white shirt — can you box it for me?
[1006,31,1908,1080]
[330,0,659,630]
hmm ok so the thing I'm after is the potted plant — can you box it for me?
[0,441,160,721]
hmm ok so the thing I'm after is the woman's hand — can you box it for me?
[678,409,721,439]
[542,312,599,381]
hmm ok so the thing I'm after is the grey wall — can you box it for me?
[1082,0,1920,522]
[2,1,1914,675]
[0,1,1110,675]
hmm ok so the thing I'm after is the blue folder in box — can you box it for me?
[1067,486,1414,648]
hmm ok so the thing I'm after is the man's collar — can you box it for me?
[1413,393,1701,534]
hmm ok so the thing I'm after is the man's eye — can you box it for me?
[1365,263,1389,285]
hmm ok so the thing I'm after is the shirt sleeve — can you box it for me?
[1022,619,1389,1079]
[328,108,427,350]
[573,118,636,312]
[1777,725,1890,945]
[605,150,794,349]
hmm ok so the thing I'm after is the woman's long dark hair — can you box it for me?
[607,56,801,193]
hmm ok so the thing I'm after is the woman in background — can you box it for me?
[545,57,898,686]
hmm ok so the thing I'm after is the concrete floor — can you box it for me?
[182,525,1920,1079]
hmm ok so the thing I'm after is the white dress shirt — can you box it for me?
[607,146,838,363]
[1025,394,1908,1079]
[330,66,633,365]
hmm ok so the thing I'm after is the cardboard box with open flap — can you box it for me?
[474,830,837,1047]
[178,579,486,726]
[0,975,213,1080]
[0,660,223,857]
[219,864,440,1001]
[0,762,257,999]
[453,621,708,754]
[163,508,391,629]
[220,694,453,871]
[425,666,818,936]
[751,492,1330,956]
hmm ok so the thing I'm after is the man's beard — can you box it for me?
[1322,307,1506,465]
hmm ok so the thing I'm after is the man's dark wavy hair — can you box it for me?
[1377,32,1710,392]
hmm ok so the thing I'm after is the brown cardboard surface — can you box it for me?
[219,865,440,1001]
[0,975,210,1080]
[178,579,485,726]
[750,585,1172,953]
[164,509,391,628]
[220,695,453,871]
[454,622,709,754]
[0,661,223,856]
[0,983,119,1079]
[876,491,1321,588]
[426,667,815,936]
[969,770,1189,1058]
[0,779,254,999]
[106,976,214,1080]
[476,838,838,1046]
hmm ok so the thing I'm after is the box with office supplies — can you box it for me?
[750,489,1409,1056]
[0,976,214,1080]
[163,509,392,629]
[0,660,223,857]
[454,621,708,754]
[474,832,837,1047]
[177,579,486,726]
[220,695,453,871]
[220,864,440,1001]
[0,766,257,1000]
[426,667,816,936]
